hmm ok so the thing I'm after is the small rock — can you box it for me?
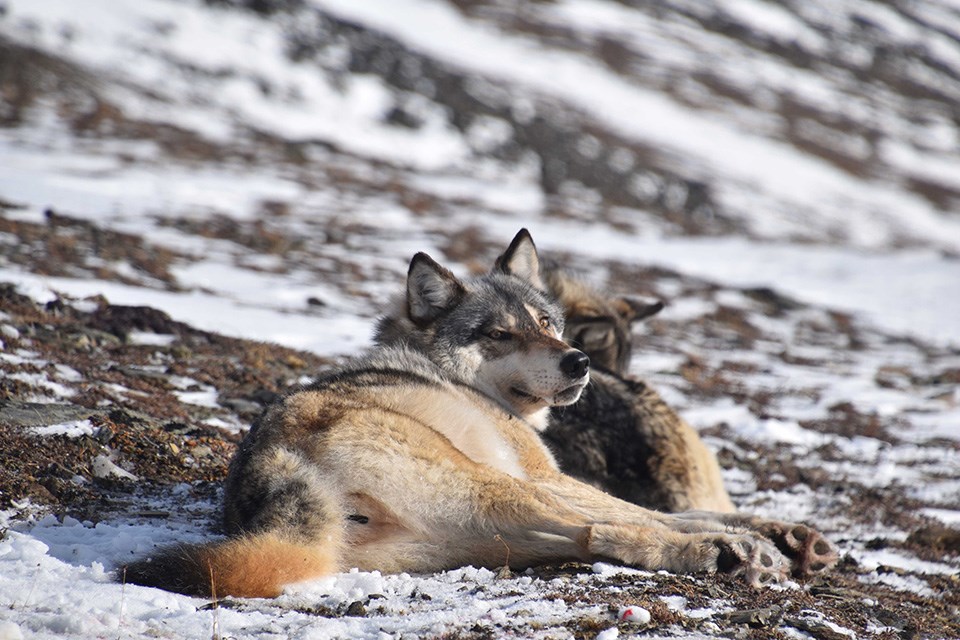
[91,454,138,481]
[345,601,366,617]
[191,445,213,458]
[725,605,784,628]
[220,397,262,414]
[0,402,96,428]
[617,605,651,625]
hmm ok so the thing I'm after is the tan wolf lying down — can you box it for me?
[124,230,837,597]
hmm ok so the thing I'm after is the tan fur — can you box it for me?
[123,230,836,598]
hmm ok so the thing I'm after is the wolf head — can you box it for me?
[375,229,590,429]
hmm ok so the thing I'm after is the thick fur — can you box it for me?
[122,230,836,598]
[541,265,735,512]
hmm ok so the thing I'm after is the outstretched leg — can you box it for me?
[533,474,837,578]
[331,450,794,587]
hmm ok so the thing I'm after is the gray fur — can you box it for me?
[377,276,564,374]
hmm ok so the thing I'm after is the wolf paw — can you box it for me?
[757,522,839,577]
[712,535,790,587]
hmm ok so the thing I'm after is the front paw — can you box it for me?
[755,521,839,577]
[711,535,790,586]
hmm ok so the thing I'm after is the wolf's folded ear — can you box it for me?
[613,297,665,324]
[494,228,545,290]
[407,252,466,325]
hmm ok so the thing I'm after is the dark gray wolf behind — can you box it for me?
[123,230,836,598]
[541,263,736,513]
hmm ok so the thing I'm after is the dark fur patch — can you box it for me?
[122,544,215,597]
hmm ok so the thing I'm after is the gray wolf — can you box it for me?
[123,230,837,597]
[541,265,736,513]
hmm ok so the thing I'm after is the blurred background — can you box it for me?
[2,0,959,353]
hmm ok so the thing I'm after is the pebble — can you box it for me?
[91,454,138,481]
[617,605,651,625]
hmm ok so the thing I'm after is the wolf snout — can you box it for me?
[560,350,590,379]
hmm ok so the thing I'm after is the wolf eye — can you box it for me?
[539,317,551,330]
[487,329,509,340]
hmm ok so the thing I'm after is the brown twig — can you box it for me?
[494,534,513,579]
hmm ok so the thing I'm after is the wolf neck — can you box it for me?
[444,363,553,431]
[357,344,531,479]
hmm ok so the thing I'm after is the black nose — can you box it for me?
[560,351,590,379]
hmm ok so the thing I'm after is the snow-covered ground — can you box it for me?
[1,0,959,638]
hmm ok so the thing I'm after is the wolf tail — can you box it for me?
[121,530,338,598]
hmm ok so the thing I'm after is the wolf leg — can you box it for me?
[535,475,835,578]
[482,485,789,586]
[325,448,786,586]
[358,462,791,585]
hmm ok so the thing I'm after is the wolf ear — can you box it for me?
[613,297,665,324]
[407,252,466,325]
[494,228,544,290]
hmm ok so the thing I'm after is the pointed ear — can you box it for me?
[613,297,665,324]
[407,252,466,325]
[494,229,544,290]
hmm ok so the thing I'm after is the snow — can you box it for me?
[922,508,960,526]
[127,331,178,346]
[31,420,96,438]
[595,628,619,640]
[313,0,960,252]
[91,455,139,482]
[0,269,373,356]
[1,0,959,637]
